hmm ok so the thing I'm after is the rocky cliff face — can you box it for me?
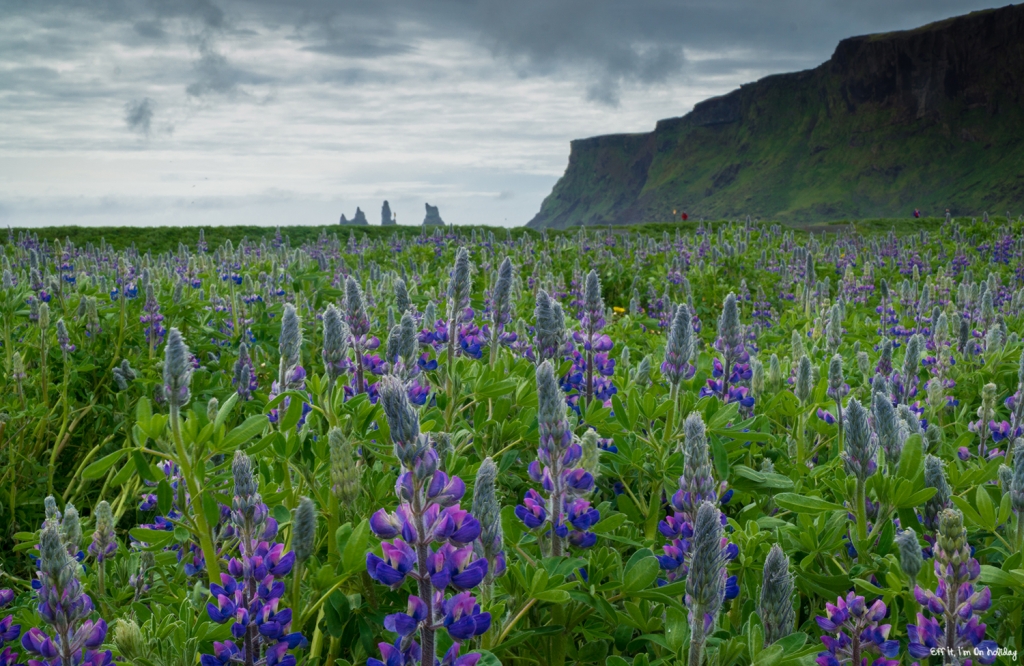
[528,4,1024,228]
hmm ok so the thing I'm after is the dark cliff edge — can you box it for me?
[527,4,1024,228]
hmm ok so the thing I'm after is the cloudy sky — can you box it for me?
[0,0,1005,228]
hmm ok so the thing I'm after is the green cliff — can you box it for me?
[528,4,1024,228]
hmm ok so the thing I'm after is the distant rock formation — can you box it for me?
[339,207,369,225]
[382,200,395,226]
[423,203,445,226]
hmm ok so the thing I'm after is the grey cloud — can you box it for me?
[124,97,154,134]
[0,0,1008,102]
[133,20,166,39]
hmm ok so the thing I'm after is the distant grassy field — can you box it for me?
[8,216,1010,253]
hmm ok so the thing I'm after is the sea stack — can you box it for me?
[423,203,445,226]
[382,200,395,226]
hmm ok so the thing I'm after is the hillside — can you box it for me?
[527,4,1024,228]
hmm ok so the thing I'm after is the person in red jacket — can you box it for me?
[681,212,689,221]
[913,208,921,218]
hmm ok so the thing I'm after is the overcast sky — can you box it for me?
[0,0,1006,229]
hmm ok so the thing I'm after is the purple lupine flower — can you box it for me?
[814,591,899,666]
[907,508,998,664]
[22,520,113,666]
[659,414,738,592]
[686,502,738,666]
[0,588,19,666]
[515,361,599,555]
[201,451,306,666]
[55,318,75,356]
[140,281,166,353]
[233,342,258,401]
[367,375,489,666]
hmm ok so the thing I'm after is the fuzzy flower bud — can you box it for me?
[61,503,82,554]
[768,354,783,389]
[825,303,843,355]
[394,278,411,314]
[344,276,370,338]
[759,544,795,646]
[583,270,605,333]
[580,430,601,480]
[874,392,902,468]
[537,360,572,463]
[322,303,351,384]
[112,619,147,662]
[1011,439,1024,514]
[662,303,694,386]
[324,431,359,510]
[163,328,192,409]
[379,375,429,468]
[795,355,812,404]
[447,247,472,320]
[827,354,844,399]
[842,398,877,483]
[472,457,505,580]
[492,257,514,330]
[89,500,116,563]
[895,528,922,584]
[231,451,266,535]
[718,293,741,353]
[750,357,765,397]
[534,290,565,362]
[686,502,728,630]
[279,303,302,370]
[292,497,317,565]
[923,454,952,529]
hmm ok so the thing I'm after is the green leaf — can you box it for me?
[136,397,152,427]
[474,650,502,666]
[622,556,659,594]
[896,434,923,481]
[897,487,937,509]
[577,640,608,663]
[280,395,305,434]
[109,457,137,486]
[202,492,222,532]
[220,415,269,451]
[132,450,161,483]
[975,487,996,531]
[666,606,688,652]
[950,496,986,529]
[710,436,730,479]
[343,519,370,574]
[774,493,844,514]
[592,513,627,534]
[129,528,175,548]
[477,380,517,399]
[82,449,126,480]
[156,479,173,516]
[214,393,239,429]
[533,589,571,603]
[980,564,1024,589]
[612,394,632,431]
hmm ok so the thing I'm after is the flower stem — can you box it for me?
[855,478,868,542]
[170,404,221,585]
[688,610,705,666]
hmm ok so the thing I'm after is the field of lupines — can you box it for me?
[1,217,1024,666]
